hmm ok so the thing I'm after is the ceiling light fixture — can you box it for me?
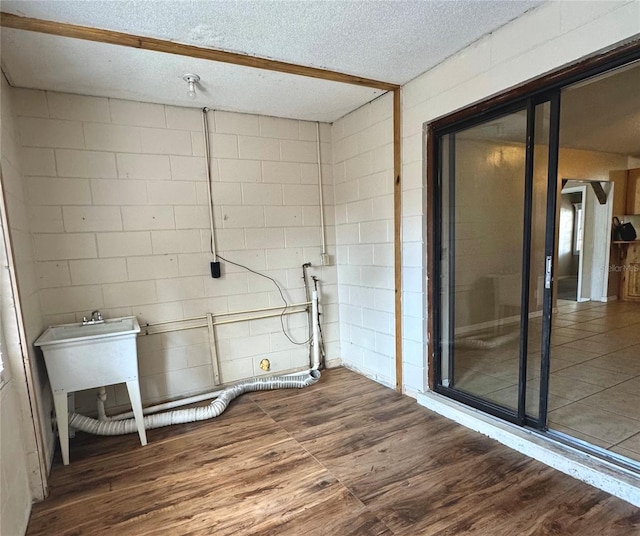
[182,74,200,99]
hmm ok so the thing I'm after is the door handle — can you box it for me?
[545,255,553,289]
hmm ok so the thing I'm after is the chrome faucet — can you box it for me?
[82,310,104,325]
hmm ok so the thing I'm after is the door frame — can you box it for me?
[561,185,587,302]
[431,98,555,427]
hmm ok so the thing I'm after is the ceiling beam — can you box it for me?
[0,12,399,92]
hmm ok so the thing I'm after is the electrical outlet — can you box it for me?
[321,253,332,266]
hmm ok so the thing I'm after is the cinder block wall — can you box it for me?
[0,76,43,536]
[332,93,395,386]
[15,89,338,412]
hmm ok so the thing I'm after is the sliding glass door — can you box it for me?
[434,96,558,428]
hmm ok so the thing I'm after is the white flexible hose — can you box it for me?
[69,371,320,436]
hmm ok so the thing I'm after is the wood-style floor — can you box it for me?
[27,367,639,535]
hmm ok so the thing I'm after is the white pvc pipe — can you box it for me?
[110,388,225,420]
[214,308,308,326]
[92,295,321,426]
[312,290,320,370]
[214,301,311,317]
[316,122,327,256]
[142,308,308,336]
[142,301,312,329]
[96,387,108,421]
[202,108,217,258]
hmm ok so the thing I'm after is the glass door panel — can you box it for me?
[439,109,529,417]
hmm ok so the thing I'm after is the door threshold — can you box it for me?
[417,390,640,507]
[545,428,640,473]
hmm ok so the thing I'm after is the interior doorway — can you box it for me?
[558,180,614,303]
[557,188,583,301]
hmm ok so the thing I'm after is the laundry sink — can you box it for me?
[35,315,141,394]
[35,316,140,347]
[34,316,147,465]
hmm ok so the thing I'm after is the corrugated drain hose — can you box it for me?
[69,370,320,436]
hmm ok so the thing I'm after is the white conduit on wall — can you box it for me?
[72,291,322,436]
[202,108,217,258]
[316,122,327,261]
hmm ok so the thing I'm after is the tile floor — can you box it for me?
[452,299,640,464]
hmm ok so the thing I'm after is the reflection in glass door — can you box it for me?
[435,99,554,426]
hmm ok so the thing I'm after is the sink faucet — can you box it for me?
[82,310,104,325]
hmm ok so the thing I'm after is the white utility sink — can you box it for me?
[35,316,140,346]
[35,316,147,465]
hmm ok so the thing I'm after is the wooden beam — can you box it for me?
[393,88,403,392]
[0,12,399,92]
[591,181,607,205]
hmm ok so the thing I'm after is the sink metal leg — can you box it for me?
[53,391,70,466]
[126,380,147,446]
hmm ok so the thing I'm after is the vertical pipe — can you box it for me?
[316,122,327,259]
[202,108,217,259]
[207,312,221,385]
[312,290,320,370]
[96,386,108,420]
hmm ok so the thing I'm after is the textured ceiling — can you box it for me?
[0,0,543,121]
[1,29,383,122]
[460,61,640,158]
[560,61,640,158]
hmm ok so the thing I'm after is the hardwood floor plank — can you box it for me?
[139,478,390,536]
[29,439,321,535]
[27,367,639,536]
[303,424,495,504]
[51,395,258,465]
[34,399,286,513]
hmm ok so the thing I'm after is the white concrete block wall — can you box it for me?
[401,0,640,394]
[332,93,395,387]
[0,78,47,535]
[0,382,32,536]
[16,90,338,412]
